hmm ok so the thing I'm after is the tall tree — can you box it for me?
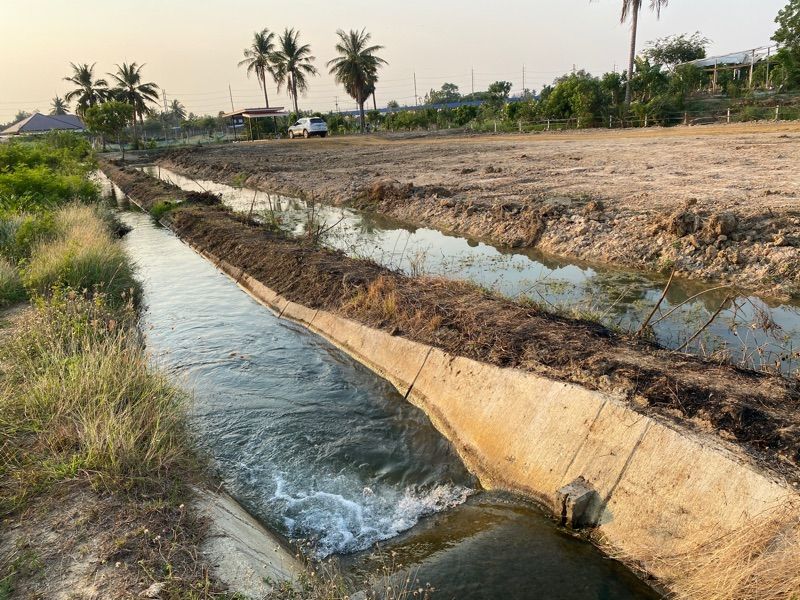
[50,96,68,115]
[170,99,187,122]
[327,29,387,132]
[272,28,318,115]
[239,29,277,109]
[108,62,159,141]
[63,63,108,115]
[620,0,669,104]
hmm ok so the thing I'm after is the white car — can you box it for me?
[288,117,328,139]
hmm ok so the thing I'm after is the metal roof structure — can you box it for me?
[222,107,289,118]
[1,112,84,135]
[681,45,778,69]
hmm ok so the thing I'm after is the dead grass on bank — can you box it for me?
[657,504,800,600]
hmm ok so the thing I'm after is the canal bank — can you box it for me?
[103,160,800,599]
[117,205,657,599]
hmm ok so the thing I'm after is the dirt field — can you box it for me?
[158,122,800,298]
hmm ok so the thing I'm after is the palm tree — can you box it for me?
[271,28,319,115]
[50,96,68,115]
[170,99,187,122]
[239,29,277,109]
[109,62,160,140]
[621,0,669,104]
[63,63,108,115]
[327,29,387,132]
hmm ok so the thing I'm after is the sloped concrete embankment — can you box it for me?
[102,161,800,595]
[195,247,800,593]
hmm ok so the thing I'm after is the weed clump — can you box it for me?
[0,257,25,308]
[21,205,140,307]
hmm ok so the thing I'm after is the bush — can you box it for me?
[0,211,58,262]
[0,166,99,206]
[21,205,140,307]
[0,257,25,308]
[150,200,176,222]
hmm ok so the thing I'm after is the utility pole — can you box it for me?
[413,71,418,106]
[162,89,168,142]
[229,84,238,141]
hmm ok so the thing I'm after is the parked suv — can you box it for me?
[288,117,328,139]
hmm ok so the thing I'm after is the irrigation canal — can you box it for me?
[111,190,659,598]
[145,165,800,377]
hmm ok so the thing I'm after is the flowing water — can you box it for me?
[115,198,659,598]
[144,165,800,376]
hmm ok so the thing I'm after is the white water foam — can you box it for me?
[269,473,473,557]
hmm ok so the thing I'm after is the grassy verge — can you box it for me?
[0,135,228,598]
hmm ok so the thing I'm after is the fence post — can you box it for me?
[727,108,731,124]
[546,119,550,131]
[494,120,497,133]
[644,114,649,128]
[776,105,781,121]
[518,120,522,133]
[609,115,613,128]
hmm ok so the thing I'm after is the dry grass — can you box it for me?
[654,504,800,600]
[21,205,140,306]
[0,257,24,309]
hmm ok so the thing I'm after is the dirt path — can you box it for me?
[158,122,800,298]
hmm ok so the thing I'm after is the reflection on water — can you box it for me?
[145,166,800,375]
[116,203,658,599]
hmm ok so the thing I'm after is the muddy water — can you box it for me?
[117,204,658,598]
[145,166,800,375]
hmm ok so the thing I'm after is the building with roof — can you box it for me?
[1,112,85,136]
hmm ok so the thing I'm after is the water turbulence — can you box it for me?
[144,166,800,376]
[114,188,658,597]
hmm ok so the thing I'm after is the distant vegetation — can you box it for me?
[4,0,800,139]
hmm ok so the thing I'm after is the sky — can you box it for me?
[0,0,789,123]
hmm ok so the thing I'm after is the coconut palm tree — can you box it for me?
[170,99,187,122]
[50,96,68,115]
[327,29,387,132]
[63,63,108,115]
[271,28,319,115]
[239,29,277,109]
[621,0,669,104]
[109,62,160,140]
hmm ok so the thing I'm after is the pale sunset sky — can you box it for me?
[0,0,788,122]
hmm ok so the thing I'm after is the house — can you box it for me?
[1,112,85,136]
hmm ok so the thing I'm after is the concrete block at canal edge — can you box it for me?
[556,477,600,529]
[194,487,303,598]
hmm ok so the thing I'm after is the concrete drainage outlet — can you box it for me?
[556,477,601,529]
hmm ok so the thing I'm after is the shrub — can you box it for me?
[150,200,176,222]
[0,211,58,262]
[0,166,99,206]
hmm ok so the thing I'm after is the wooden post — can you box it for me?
[518,120,522,133]
[776,105,780,121]
[546,119,550,131]
[644,114,649,128]
[712,62,718,94]
[494,120,497,133]
[684,112,689,126]
[766,46,772,88]
[727,108,731,124]
[748,49,755,89]
[609,115,613,128]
